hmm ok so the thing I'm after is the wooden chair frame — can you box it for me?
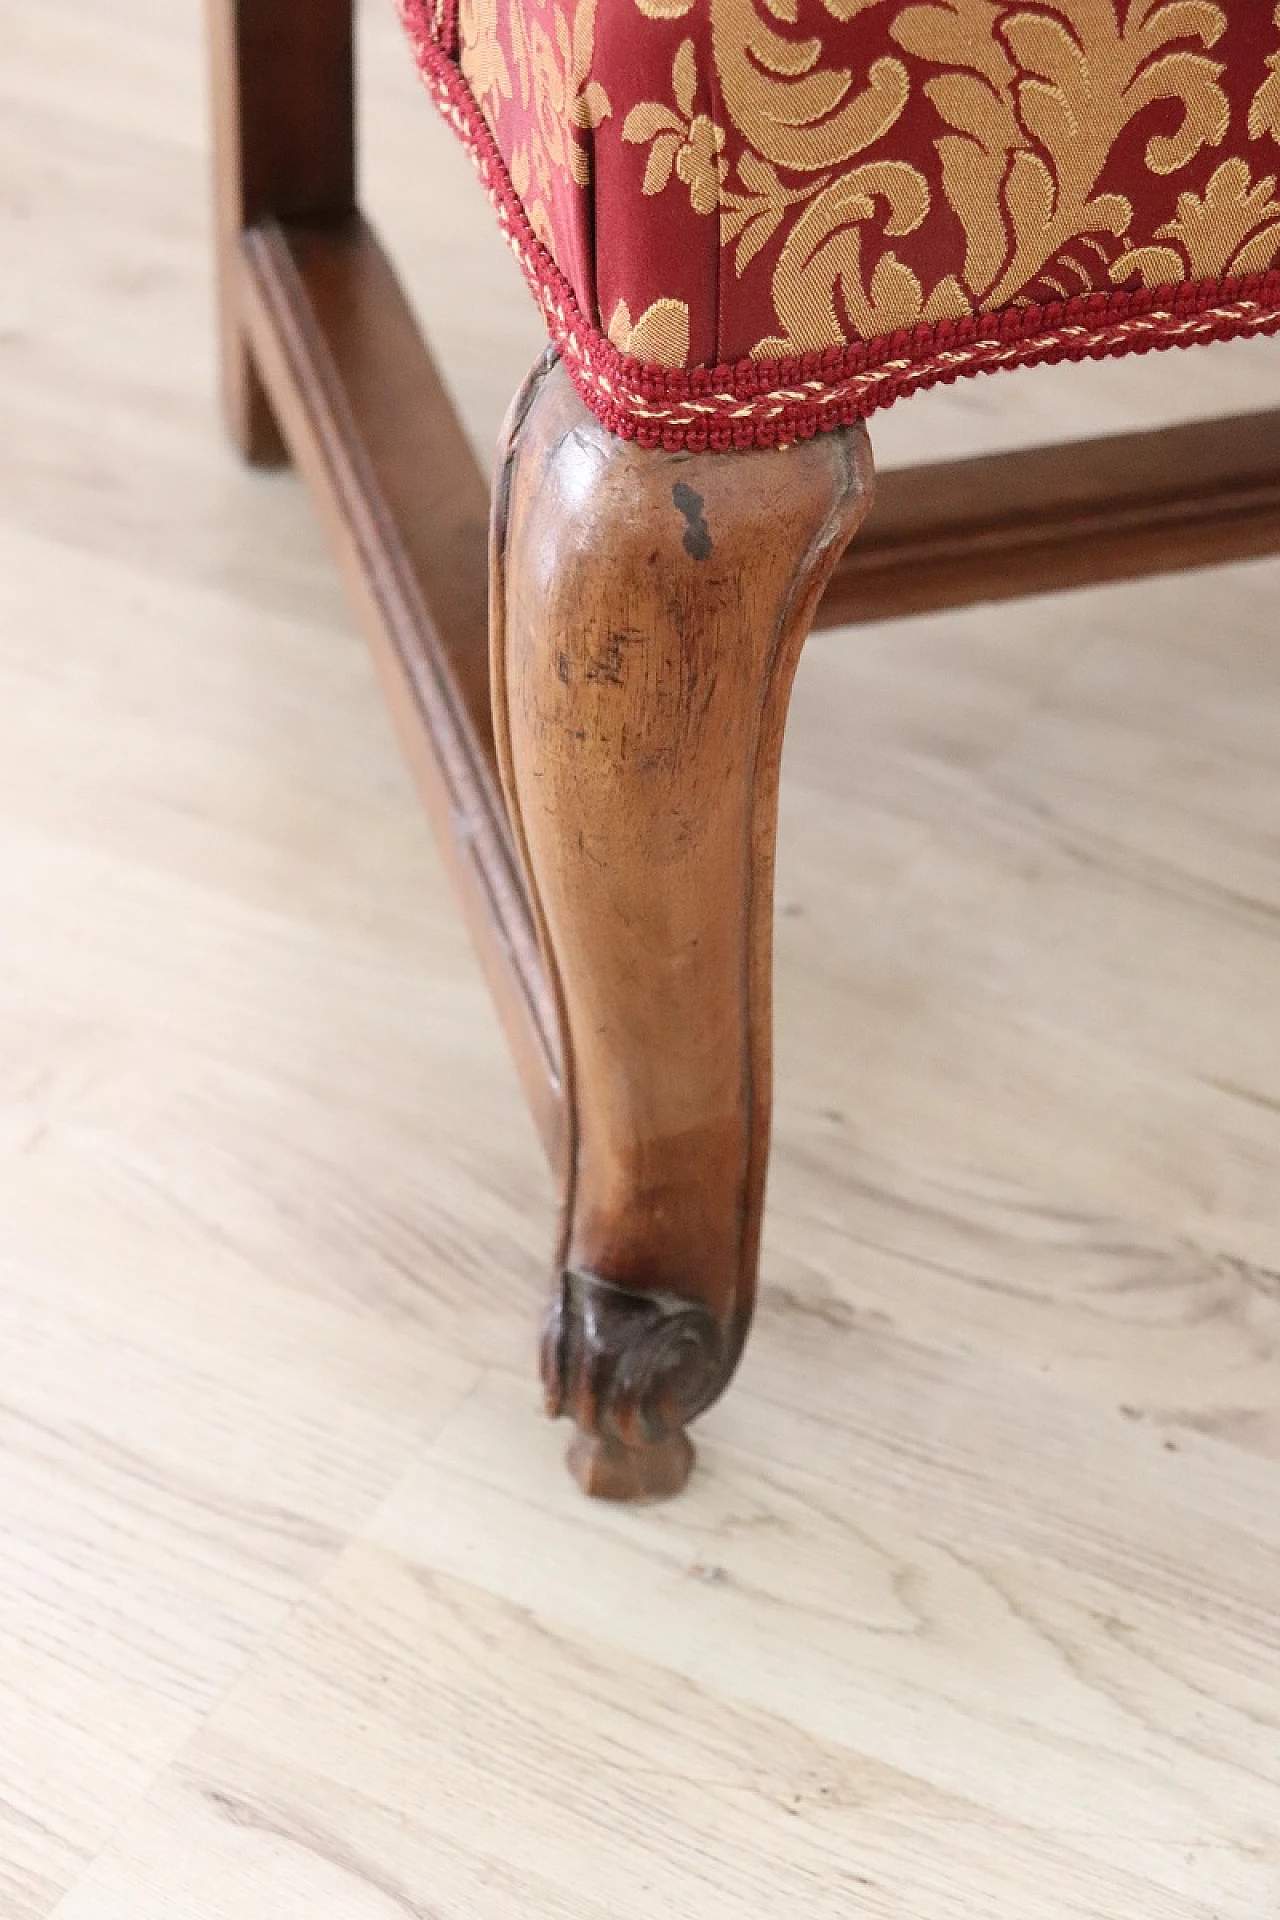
[210,0,1280,1498]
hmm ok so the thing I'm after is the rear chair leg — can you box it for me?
[493,359,874,1498]
[206,0,356,464]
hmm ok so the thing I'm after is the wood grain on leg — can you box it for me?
[206,0,355,463]
[492,358,874,1497]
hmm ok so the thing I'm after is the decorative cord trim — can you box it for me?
[397,0,1280,453]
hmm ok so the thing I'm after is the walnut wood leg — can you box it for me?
[206,0,355,464]
[492,359,874,1498]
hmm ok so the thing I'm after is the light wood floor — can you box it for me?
[4,5,1280,1915]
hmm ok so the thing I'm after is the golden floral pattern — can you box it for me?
[450,0,1280,369]
[501,0,611,252]
[1120,158,1280,283]
[1250,5,1280,149]
[623,41,727,212]
[606,295,693,361]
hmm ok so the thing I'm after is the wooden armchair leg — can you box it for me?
[493,359,874,1498]
[206,0,355,464]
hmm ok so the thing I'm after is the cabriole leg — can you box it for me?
[493,359,874,1498]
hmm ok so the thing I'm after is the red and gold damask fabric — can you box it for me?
[398,0,1280,447]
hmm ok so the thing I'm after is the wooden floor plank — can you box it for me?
[53,1539,1256,1920]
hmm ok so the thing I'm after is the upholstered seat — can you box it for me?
[399,0,1280,446]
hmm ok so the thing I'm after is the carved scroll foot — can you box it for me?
[565,1431,695,1502]
[542,1271,729,1497]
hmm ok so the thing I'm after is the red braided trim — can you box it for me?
[397,0,1280,452]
